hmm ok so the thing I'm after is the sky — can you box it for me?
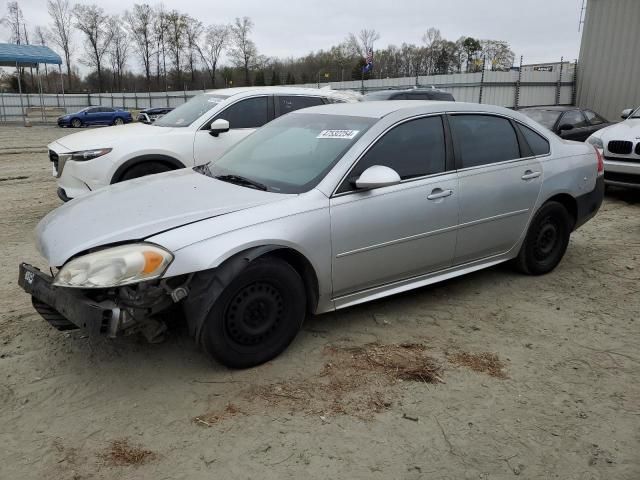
[1,0,586,73]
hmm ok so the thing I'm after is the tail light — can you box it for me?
[594,146,604,175]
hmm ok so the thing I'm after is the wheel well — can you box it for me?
[262,248,320,315]
[546,193,577,227]
[111,155,185,183]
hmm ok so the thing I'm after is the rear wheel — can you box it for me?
[71,118,82,128]
[119,161,173,182]
[200,258,306,369]
[113,117,124,125]
[515,201,572,275]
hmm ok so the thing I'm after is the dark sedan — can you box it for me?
[520,106,612,142]
[136,107,174,124]
[364,88,455,102]
[57,107,133,128]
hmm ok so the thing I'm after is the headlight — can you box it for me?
[70,148,112,161]
[53,244,173,288]
[587,136,603,150]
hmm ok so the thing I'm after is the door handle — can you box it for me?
[521,170,541,181]
[427,188,453,200]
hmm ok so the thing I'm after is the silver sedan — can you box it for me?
[19,101,604,368]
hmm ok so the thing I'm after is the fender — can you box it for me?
[111,154,186,183]
[181,246,283,344]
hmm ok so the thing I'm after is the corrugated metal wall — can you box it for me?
[577,0,640,120]
[0,69,575,122]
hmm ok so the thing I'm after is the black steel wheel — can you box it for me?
[200,258,306,369]
[515,201,572,275]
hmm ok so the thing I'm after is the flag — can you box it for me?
[362,48,373,73]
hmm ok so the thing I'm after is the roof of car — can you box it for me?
[297,100,514,119]
[365,88,450,96]
[201,86,351,98]
[520,106,580,112]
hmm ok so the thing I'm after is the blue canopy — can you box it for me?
[0,43,62,67]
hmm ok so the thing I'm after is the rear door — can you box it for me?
[101,107,115,124]
[193,95,272,165]
[275,95,325,118]
[449,113,544,265]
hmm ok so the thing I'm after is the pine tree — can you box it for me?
[270,70,280,85]
[254,70,265,86]
[286,72,296,84]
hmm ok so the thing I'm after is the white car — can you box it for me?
[587,106,640,188]
[49,87,360,201]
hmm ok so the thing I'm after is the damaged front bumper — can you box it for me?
[18,263,187,341]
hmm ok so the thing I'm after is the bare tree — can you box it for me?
[152,4,168,90]
[164,10,187,87]
[2,1,25,44]
[125,3,155,89]
[422,27,442,74]
[481,39,515,71]
[346,29,380,57]
[197,24,228,87]
[47,0,74,89]
[108,16,130,91]
[73,4,113,92]
[229,16,257,86]
[33,26,52,90]
[184,15,203,87]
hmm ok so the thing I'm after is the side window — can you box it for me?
[339,116,446,193]
[519,124,550,156]
[103,107,115,113]
[584,110,606,126]
[88,107,100,114]
[560,110,588,128]
[277,96,324,117]
[216,96,268,129]
[449,114,520,168]
[390,93,407,100]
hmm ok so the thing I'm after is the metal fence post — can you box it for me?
[478,56,486,104]
[572,60,578,106]
[514,55,523,109]
[555,56,563,105]
[134,92,138,110]
[0,91,5,122]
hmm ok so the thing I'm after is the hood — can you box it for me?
[53,123,174,151]
[594,118,640,140]
[36,168,291,266]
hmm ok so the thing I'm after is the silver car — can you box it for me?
[19,101,604,368]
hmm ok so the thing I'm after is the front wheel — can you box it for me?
[71,118,82,128]
[119,161,172,182]
[113,117,124,125]
[515,201,572,275]
[200,258,306,369]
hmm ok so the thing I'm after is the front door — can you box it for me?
[448,114,543,264]
[193,96,271,166]
[558,110,592,142]
[330,115,459,297]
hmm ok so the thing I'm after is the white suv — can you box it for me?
[587,106,640,189]
[49,87,359,201]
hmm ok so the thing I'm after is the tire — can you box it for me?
[119,161,173,182]
[71,118,82,128]
[113,117,124,125]
[200,258,306,369]
[515,201,572,275]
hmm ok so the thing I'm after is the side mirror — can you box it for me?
[83,111,88,115]
[558,123,574,132]
[209,118,230,137]
[621,108,633,119]
[354,165,401,190]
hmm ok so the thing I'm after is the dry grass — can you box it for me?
[193,403,244,427]
[99,438,156,466]
[249,343,443,418]
[448,351,508,379]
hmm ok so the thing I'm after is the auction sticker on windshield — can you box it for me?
[316,130,360,139]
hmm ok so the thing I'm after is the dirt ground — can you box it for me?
[0,125,638,480]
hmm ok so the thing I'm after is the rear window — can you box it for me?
[519,124,550,156]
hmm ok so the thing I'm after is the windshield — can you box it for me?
[204,113,376,194]
[522,109,561,130]
[631,107,640,119]
[154,93,228,127]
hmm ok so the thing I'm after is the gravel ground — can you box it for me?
[0,125,639,480]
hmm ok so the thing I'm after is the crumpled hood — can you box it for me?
[36,168,291,266]
[53,123,172,151]
[595,119,640,140]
